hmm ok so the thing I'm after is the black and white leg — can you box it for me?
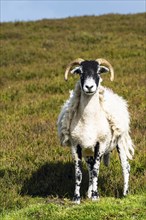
[85,143,101,201]
[92,143,100,200]
[117,145,130,196]
[72,145,82,204]
[85,156,94,198]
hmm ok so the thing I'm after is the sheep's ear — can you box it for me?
[98,65,109,74]
[71,66,82,75]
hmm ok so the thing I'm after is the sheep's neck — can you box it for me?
[78,90,100,119]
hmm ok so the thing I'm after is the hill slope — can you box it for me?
[0,13,146,216]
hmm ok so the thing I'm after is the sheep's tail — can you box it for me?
[118,132,135,160]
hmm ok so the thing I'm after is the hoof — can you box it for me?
[123,189,129,197]
[73,195,81,204]
[73,199,80,204]
[92,191,99,201]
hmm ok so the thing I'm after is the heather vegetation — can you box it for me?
[0,13,145,219]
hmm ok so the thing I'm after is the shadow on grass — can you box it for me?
[21,162,89,199]
[21,161,124,199]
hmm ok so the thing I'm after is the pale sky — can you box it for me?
[1,0,145,22]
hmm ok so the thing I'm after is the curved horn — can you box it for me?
[96,58,114,81]
[64,58,84,81]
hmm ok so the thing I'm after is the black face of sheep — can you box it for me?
[64,58,114,95]
[72,60,109,95]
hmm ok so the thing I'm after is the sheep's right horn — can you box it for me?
[96,58,114,81]
[64,58,84,81]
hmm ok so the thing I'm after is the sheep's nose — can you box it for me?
[85,85,93,91]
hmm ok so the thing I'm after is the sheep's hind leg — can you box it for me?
[117,145,130,196]
[72,145,82,204]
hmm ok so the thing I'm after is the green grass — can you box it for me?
[0,13,146,218]
[1,194,146,220]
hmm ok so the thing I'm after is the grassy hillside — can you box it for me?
[0,13,146,218]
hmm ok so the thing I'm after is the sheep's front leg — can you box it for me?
[85,156,94,198]
[117,145,130,196]
[92,143,100,200]
[72,145,82,204]
[85,143,101,201]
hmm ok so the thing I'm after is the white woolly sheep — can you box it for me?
[57,58,134,204]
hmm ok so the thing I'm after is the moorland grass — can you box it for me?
[0,13,146,218]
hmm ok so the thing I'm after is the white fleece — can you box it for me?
[57,81,134,159]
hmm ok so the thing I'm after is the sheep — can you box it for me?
[57,58,134,204]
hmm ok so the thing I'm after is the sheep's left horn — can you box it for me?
[96,58,114,81]
[64,58,84,81]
